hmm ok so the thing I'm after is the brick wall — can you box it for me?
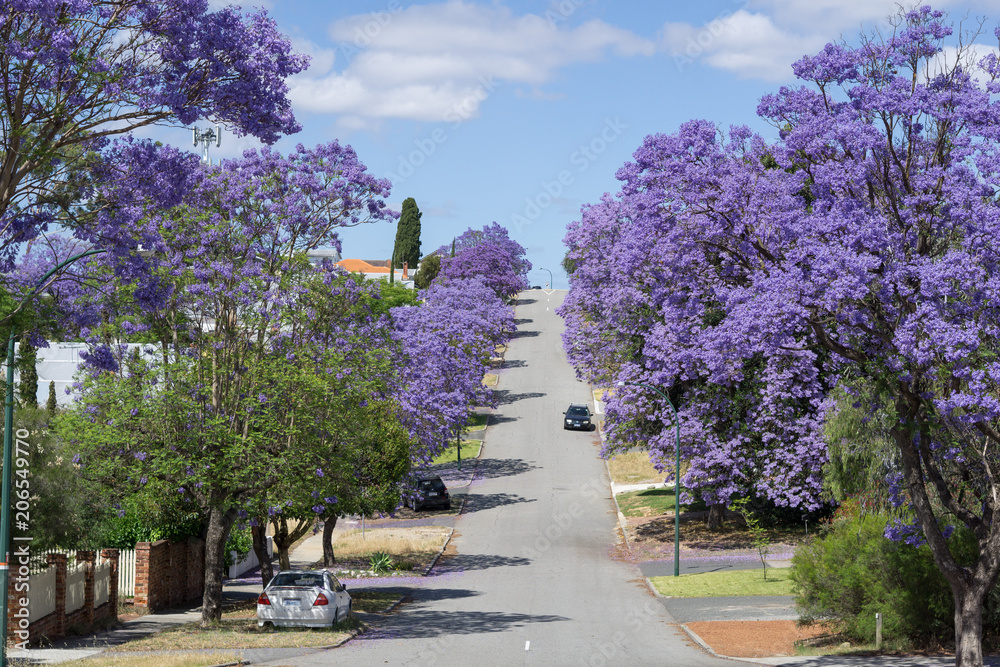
[133,539,204,613]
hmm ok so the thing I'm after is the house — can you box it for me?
[336,259,414,288]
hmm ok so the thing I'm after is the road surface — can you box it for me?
[258,290,742,666]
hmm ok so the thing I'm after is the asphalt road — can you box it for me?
[257,290,743,666]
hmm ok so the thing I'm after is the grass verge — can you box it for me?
[432,439,482,465]
[482,373,498,386]
[331,526,451,562]
[616,488,706,518]
[651,567,794,597]
[350,589,402,613]
[58,654,243,667]
[607,451,663,485]
[108,604,355,651]
[464,413,487,432]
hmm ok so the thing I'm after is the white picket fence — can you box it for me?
[29,539,269,600]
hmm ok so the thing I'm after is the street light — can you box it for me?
[539,267,553,290]
[1,247,107,664]
[618,380,681,577]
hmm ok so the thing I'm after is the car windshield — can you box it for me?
[271,573,323,588]
[418,479,446,491]
[567,407,589,416]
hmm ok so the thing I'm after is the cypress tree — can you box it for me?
[392,198,422,269]
[18,335,37,409]
[47,381,57,414]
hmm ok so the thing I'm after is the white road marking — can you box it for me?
[525,641,530,651]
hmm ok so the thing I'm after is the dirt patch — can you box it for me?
[626,513,806,561]
[686,620,833,658]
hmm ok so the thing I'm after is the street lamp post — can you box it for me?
[1,248,106,664]
[539,268,553,290]
[618,380,681,577]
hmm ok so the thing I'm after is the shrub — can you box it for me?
[790,500,999,648]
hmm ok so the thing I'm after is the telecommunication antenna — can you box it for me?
[192,124,222,164]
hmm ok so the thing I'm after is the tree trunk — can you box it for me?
[706,503,725,529]
[201,505,237,625]
[270,516,313,571]
[251,523,273,588]
[323,515,337,568]
[954,583,988,667]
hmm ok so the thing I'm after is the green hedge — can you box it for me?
[790,502,1000,649]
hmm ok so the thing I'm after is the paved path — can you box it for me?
[256,290,739,666]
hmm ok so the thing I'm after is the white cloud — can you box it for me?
[660,1,998,82]
[748,0,906,33]
[287,1,655,122]
[662,10,825,81]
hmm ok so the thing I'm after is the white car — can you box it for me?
[257,570,352,628]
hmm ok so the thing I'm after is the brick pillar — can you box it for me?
[76,550,96,624]
[47,553,68,637]
[7,551,34,643]
[100,549,119,618]
[134,542,150,608]
[402,261,409,280]
[189,540,204,602]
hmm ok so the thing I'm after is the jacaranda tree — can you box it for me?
[437,222,531,300]
[62,141,395,623]
[0,0,307,316]
[562,8,1000,664]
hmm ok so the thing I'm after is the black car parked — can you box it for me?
[563,404,593,430]
[409,476,451,511]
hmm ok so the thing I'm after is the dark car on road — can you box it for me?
[409,476,451,511]
[563,404,593,430]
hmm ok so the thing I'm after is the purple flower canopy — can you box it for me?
[560,6,1000,529]
[0,0,309,284]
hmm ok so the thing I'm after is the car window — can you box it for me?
[567,407,590,416]
[418,478,445,491]
[271,573,322,588]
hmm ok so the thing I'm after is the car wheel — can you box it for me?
[332,607,340,626]
[347,600,352,618]
[445,500,452,510]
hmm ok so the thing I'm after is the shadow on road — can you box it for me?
[485,414,518,427]
[432,553,532,574]
[500,358,528,368]
[514,297,537,306]
[514,318,533,325]
[509,329,540,339]
[495,389,545,404]
[473,457,539,479]
[357,607,567,642]
[462,492,537,514]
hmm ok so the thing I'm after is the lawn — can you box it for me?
[108,602,355,651]
[482,373,498,386]
[616,487,706,518]
[464,413,487,432]
[321,526,452,573]
[606,451,663,485]
[651,567,794,597]
[432,438,482,465]
[60,654,243,667]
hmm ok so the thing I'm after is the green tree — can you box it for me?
[392,198,422,270]
[17,335,37,409]
[413,254,441,290]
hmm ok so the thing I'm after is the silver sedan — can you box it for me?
[257,570,352,628]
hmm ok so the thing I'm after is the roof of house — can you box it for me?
[336,259,390,274]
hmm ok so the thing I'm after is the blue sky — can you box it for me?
[160,0,997,286]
